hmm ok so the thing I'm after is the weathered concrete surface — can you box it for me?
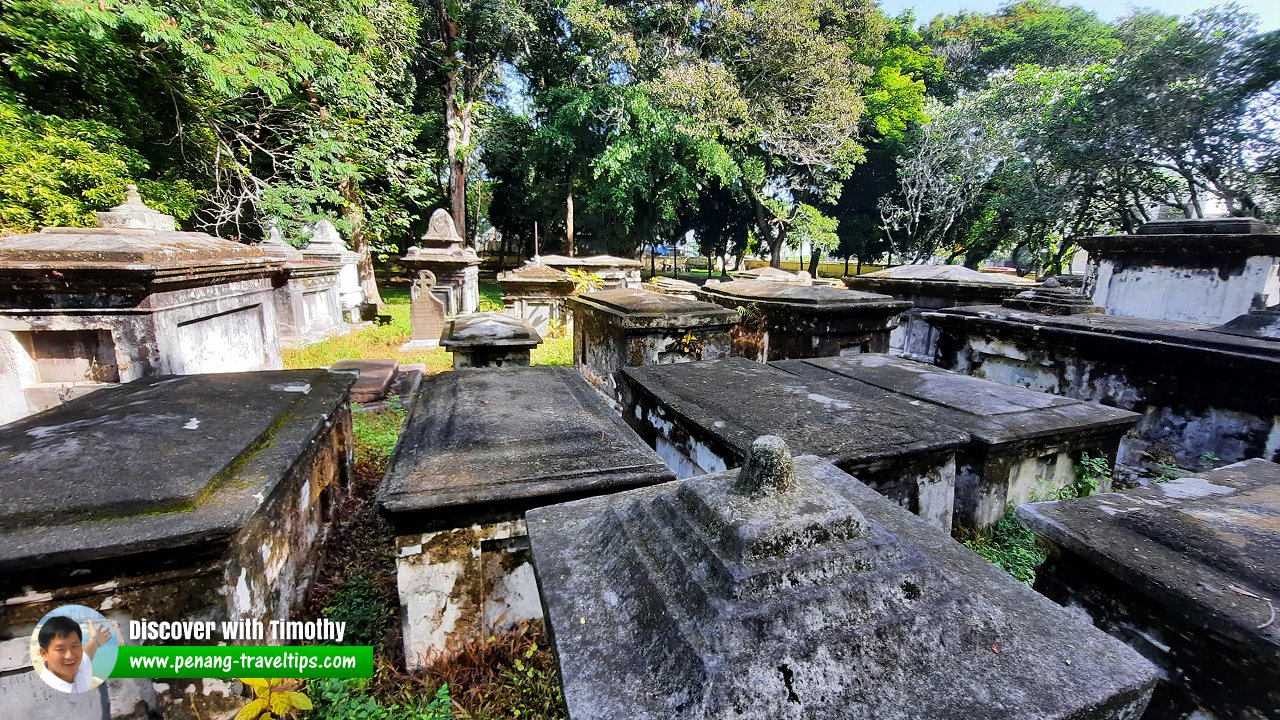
[0,369,355,718]
[0,188,286,424]
[528,450,1157,720]
[736,266,810,283]
[498,262,575,334]
[331,358,399,403]
[697,279,911,361]
[402,210,480,317]
[301,220,365,319]
[1080,217,1280,324]
[540,254,643,289]
[845,265,1032,362]
[379,367,673,529]
[378,366,672,663]
[258,219,346,345]
[643,276,700,299]
[440,312,542,368]
[620,357,969,530]
[568,289,737,403]
[925,304,1280,478]
[1212,307,1280,341]
[774,354,1140,530]
[1019,459,1280,720]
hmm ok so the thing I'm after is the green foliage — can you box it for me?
[1058,451,1110,500]
[311,678,452,720]
[960,506,1047,585]
[237,679,313,720]
[479,282,504,312]
[413,622,564,720]
[351,403,406,474]
[322,575,396,649]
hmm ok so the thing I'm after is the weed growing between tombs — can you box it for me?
[283,282,572,373]
[303,401,566,720]
[960,453,1112,584]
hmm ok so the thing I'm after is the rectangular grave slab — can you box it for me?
[0,369,355,718]
[619,357,969,530]
[1018,459,1280,720]
[527,446,1158,720]
[844,265,1034,362]
[774,354,1140,530]
[696,279,911,361]
[331,358,399,403]
[925,301,1280,480]
[567,288,737,404]
[1079,217,1280,324]
[377,367,673,665]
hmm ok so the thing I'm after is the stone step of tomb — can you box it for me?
[330,358,399,403]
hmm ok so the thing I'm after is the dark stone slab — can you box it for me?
[1212,308,1280,341]
[1018,459,1280,719]
[774,355,1140,528]
[696,280,912,361]
[1134,217,1277,235]
[0,369,355,572]
[528,448,1157,720]
[377,367,673,531]
[567,288,737,329]
[924,304,1280,474]
[331,358,399,403]
[620,358,968,528]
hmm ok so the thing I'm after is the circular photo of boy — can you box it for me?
[28,605,118,693]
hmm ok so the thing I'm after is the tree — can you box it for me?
[419,0,532,235]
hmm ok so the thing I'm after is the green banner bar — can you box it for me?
[112,646,373,678]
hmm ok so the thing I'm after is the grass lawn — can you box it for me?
[282,281,572,373]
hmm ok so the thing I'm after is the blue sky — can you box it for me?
[878,0,1280,31]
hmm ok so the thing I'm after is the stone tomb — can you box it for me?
[0,187,285,425]
[403,269,449,349]
[774,354,1140,530]
[619,358,969,530]
[924,290,1280,477]
[1019,458,1280,719]
[1079,217,1280,324]
[527,438,1157,720]
[497,261,575,335]
[735,265,811,283]
[642,276,700,299]
[696,280,910,361]
[540,254,643,289]
[0,369,355,718]
[440,312,542,368]
[259,219,346,344]
[844,264,1032,362]
[300,219,366,321]
[377,367,672,666]
[567,288,738,403]
[402,209,480,319]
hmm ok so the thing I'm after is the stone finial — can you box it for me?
[95,184,177,232]
[734,435,796,496]
[260,217,303,260]
[420,209,463,248]
[306,220,344,249]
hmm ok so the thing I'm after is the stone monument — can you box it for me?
[539,254,643,289]
[620,357,969,530]
[376,367,672,666]
[527,438,1157,720]
[440,312,542,368]
[401,209,480,318]
[696,280,911,361]
[497,261,575,334]
[259,218,346,344]
[1079,217,1280,324]
[774,354,1140,530]
[567,288,738,404]
[403,269,448,349]
[844,265,1033,362]
[301,219,366,321]
[0,185,286,425]
[1019,458,1280,719]
[0,369,356,718]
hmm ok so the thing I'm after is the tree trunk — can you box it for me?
[440,4,468,233]
[844,256,850,277]
[565,187,576,257]
[807,249,821,277]
[339,176,384,307]
[856,257,862,275]
[769,224,786,269]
